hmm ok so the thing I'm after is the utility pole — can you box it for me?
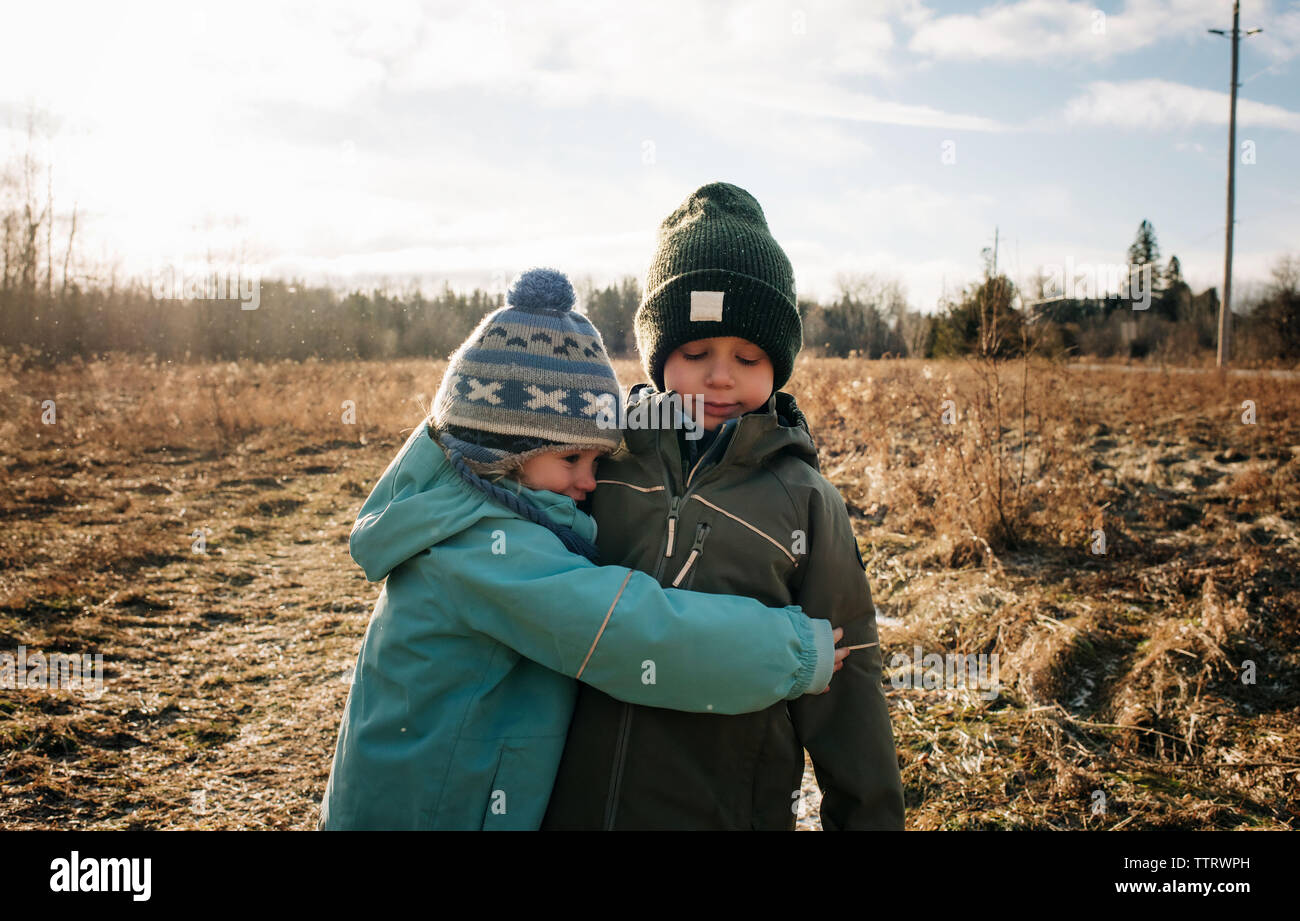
[1209,3,1262,367]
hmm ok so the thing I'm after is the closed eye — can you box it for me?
[681,350,761,365]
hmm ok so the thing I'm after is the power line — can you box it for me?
[1208,2,1263,367]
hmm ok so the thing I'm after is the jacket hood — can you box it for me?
[619,382,820,473]
[349,420,596,582]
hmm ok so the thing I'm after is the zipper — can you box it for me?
[664,496,682,557]
[671,523,711,587]
[602,415,736,829]
[687,494,797,563]
[605,442,679,830]
[685,418,739,489]
[603,702,633,829]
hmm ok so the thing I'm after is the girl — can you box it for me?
[317,268,847,830]
[542,184,906,830]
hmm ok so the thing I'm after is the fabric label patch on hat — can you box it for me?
[690,290,725,322]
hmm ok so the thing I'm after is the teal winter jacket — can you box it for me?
[317,420,835,830]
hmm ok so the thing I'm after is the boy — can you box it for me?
[543,184,905,830]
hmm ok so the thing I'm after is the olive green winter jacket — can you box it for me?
[543,384,905,830]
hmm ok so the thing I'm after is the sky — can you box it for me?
[2,0,1298,313]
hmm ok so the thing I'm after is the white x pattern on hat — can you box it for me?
[465,378,504,405]
[524,384,569,412]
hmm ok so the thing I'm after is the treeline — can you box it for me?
[800,263,1296,365]
[2,257,1296,367]
[0,275,646,364]
[3,125,1296,368]
[798,220,1300,364]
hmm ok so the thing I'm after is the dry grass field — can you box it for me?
[1,353,1297,829]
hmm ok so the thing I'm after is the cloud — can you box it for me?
[1062,79,1300,132]
[730,81,1003,131]
[908,0,1229,62]
[0,0,397,122]
[385,1,998,134]
[0,0,999,199]
[1251,5,1300,65]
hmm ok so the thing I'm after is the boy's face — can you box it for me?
[663,336,774,431]
[516,448,603,502]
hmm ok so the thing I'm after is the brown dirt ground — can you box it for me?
[1,355,1297,829]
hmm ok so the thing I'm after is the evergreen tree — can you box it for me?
[1164,254,1183,288]
[1123,220,1162,315]
[1155,253,1190,321]
[1127,220,1160,270]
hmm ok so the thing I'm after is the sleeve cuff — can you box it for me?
[807,616,835,694]
[788,612,835,698]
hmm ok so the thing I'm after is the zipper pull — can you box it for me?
[671,523,711,587]
[665,496,681,556]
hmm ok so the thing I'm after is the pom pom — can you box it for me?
[506,267,575,313]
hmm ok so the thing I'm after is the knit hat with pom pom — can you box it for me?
[432,267,624,476]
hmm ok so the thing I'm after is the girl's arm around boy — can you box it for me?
[424,515,838,713]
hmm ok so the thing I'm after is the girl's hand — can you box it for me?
[818,627,851,694]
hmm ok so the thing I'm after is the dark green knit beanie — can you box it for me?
[635,182,801,391]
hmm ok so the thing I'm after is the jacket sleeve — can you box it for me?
[428,518,835,715]
[786,482,906,830]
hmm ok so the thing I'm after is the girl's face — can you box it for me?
[516,448,604,502]
[662,336,774,431]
